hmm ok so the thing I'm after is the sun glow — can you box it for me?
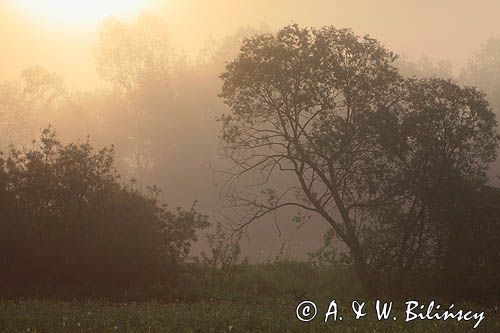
[16,0,148,26]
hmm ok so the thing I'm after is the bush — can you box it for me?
[0,128,208,287]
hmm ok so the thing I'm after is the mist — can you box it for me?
[2,0,500,261]
[3,0,500,84]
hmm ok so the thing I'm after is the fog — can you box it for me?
[2,0,500,260]
[4,0,500,84]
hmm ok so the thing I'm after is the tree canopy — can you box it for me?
[219,24,499,296]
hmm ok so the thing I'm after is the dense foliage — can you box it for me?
[0,128,208,286]
[219,24,500,298]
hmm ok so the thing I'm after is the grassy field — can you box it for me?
[1,261,497,332]
[0,299,498,332]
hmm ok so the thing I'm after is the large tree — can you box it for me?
[218,25,499,295]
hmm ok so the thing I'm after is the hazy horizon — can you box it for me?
[3,0,500,88]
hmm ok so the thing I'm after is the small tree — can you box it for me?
[198,223,244,288]
[218,25,499,296]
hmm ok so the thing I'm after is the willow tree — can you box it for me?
[218,24,498,295]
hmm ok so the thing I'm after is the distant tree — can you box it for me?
[197,25,270,67]
[0,67,66,148]
[95,14,183,182]
[462,38,500,113]
[218,25,499,296]
[95,14,176,94]
[395,55,453,79]
[0,128,208,286]
[461,38,500,182]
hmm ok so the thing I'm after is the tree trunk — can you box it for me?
[349,243,377,298]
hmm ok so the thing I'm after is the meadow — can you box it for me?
[1,262,499,332]
[1,298,499,332]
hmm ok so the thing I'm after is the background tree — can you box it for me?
[461,38,500,182]
[94,14,182,182]
[395,55,453,79]
[0,67,66,149]
[462,38,500,113]
[218,25,499,296]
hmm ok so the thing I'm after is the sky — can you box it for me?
[2,0,500,88]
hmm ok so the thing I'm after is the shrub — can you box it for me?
[0,128,208,287]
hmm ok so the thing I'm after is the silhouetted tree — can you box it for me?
[218,24,499,296]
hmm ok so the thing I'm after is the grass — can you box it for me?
[0,299,498,332]
[1,262,499,332]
